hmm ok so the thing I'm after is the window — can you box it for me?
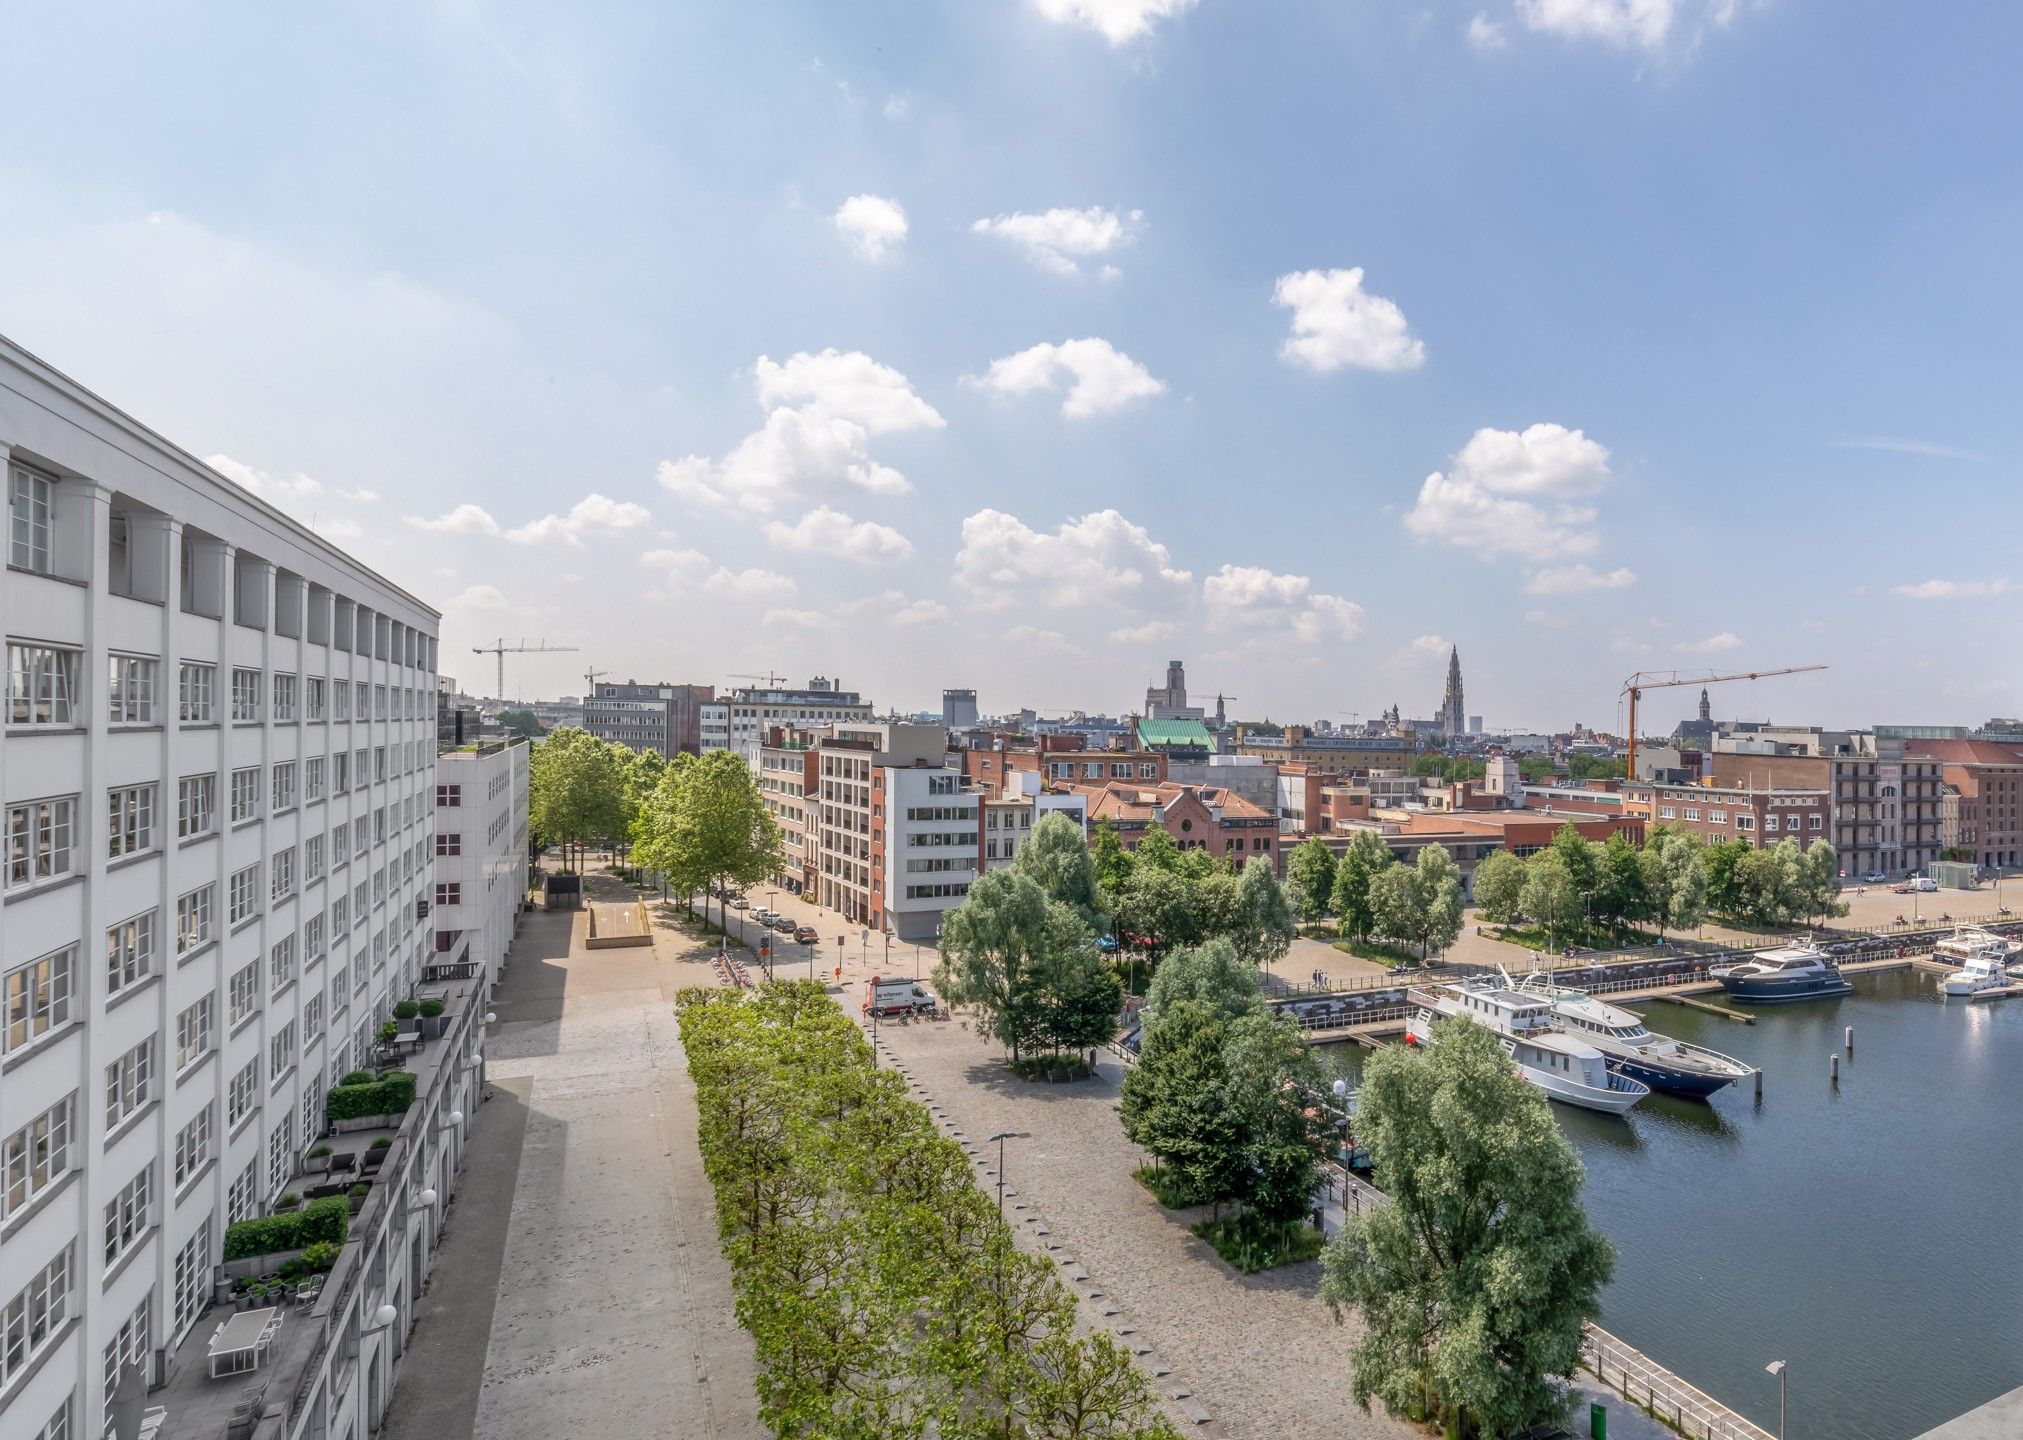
[7,796,76,888]
[231,767,261,822]
[0,1245,72,1391]
[353,681,367,717]
[229,865,260,924]
[105,1039,155,1131]
[7,642,79,726]
[331,894,349,936]
[178,662,215,723]
[304,993,324,1044]
[436,831,461,856]
[104,1164,152,1265]
[2,1095,73,1221]
[270,933,296,989]
[435,882,461,906]
[106,912,157,997]
[107,655,158,724]
[1709,810,1727,826]
[332,751,350,791]
[306,676,325,720]
[1761,815,1777,832]
[176,885,215,953]
[437,784,461,807]
[228,963,259,1026]
[373,746,387,783]
[227,1058,259,1127]
[375,684,387,719]
[333,680,348,721]
[4,947,75,1054]
[173,1105,213,1188]
[353,748,367,789]
[30,1393,71,1440]
[305,834,324,883]
[177,774,215,839]
[271,761,297,812]
[174,1219,212,1334]
[273,672,296,721]
[305,756,325,801]
[231,667,262,721]
[8,464,53,572]
[269,1024,297,1086]
[304,914,326,962]
[107,783,156,859]
[175,996,214,1071]
[1809,813,1823,831]
[266,1111,294,1193]
[101,1292,149,1425]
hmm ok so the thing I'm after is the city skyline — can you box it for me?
[1,2,2018,727]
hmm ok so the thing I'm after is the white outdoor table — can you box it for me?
[208,1306,279,1377]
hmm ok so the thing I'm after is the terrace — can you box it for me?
[143,978,487,1439]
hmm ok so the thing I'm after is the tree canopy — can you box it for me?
[1285,837,1337,926]
[632,748,781,928]
[1013,812,1107,928]
[529,726,629,870]
[1319,1017,1614,1437]
[1330,830,1395,942]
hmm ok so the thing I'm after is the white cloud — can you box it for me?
[1006,624,1085,656]
[659,349,942,514]
[761,505,914,563]
[207,453,378,505]
[448,584,511,611]
[704,567,797,600]
[639,547,711,578]
[1511,0,1751,53]
[314,518,363,544]
[1202,564,1366,643]
[1830,437,1984,463]
[833,194,907,261]
[1109,619,1182,645]
[406,503,502,536]
[763,608,838,631]
[1028,0,1198,45]
[1525,563,1638,595]
[1403,423,1614,560]
[956,508,1192,610]
[971,206,1143,276]
[1272,268,1425,374]
[1892,578,2012,600]
[1467,13,1509,48]
[1678,632,1743,654]
[969,338,1165,418]
[882,94,911,121]
[1610,636,1653,656]
[1387,634,1453,669]
[503,493,652,547]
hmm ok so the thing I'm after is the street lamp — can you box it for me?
[986,1131,1029,1215]
[1765,1359,1786,1439]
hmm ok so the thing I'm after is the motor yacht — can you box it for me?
[1404,978,1649,1115]
[1508,970,1755,1098]
[1709,938,1853,1004]
[1933,926,2016,998]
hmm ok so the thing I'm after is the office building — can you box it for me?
[582,680,713,757]
[711,678,872,764]
[1,334,467,1440]
[431,737,530,984]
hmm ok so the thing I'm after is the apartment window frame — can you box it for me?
[107,783,157,860]
[230,767,261,824]
[176,885,215,954]
[4,946,76,1055]
[7,641,80,728]
[103,1163,153,1267]
[174,995,214,1073]
[105,911,158,998]
[107,654,158,725]
[0,1243,72,1391]
[229,864,260,925]
[2,1094,74,1222]
[230,667,262,722]
[173,1105,213,1190]
[6,794,77,890]
[178,662,216,723]
[8,464,54,573]
[105,1039,155,1132]
[272,672,297,721]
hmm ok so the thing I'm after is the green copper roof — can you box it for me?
[1136,717,1215,749]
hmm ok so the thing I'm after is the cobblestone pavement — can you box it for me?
[863,981,1420,1440]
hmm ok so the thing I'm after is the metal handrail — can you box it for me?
[1581,1324,1776,1440]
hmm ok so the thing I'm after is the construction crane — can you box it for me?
[584,668,609,700]
[472,638,579,703]
[1620,664,1828,780]
[728,670,789,688]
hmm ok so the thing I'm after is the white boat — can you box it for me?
[1405,979,1649,1115]
[1507,970,1755,1098]
[1933,927,2016,998]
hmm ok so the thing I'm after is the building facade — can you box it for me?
[1904,739,2023,872]
[431,737,530,983]
[1621,781,1829,849]
[716,678,872,763]
[756,729,815,895]
[1232,725,1417,777]
[1,335,449,1440]
[582,680,713,757]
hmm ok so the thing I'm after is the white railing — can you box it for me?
[1581,1324,1776,1440]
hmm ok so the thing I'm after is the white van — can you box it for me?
[864,976,936,1018]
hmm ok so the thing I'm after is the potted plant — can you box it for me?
[418,996,448,1037]
[307,1144,333,1173]
[302,1240,341,1272]
[392,999,420,1021]
[368,1136,392,1150]
[347,1182,370,1214]
[275,1193,301,1211]
[378,1021,399,1044]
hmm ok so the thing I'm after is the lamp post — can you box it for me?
[986,1130,1029,1215]
[1765,1359,1786,1439]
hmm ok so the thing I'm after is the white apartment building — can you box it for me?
[431,738,530,987]
[806,722,943,932]
[879,765,979,943]
[713,680,873,765]
[0,336,464,1440]
[981,773,1088,873]
[754,731,813,896]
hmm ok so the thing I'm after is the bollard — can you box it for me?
[1845,1025,1854,1051]
[1830,1053,1839,1083]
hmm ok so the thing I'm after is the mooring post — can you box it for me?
[1845,1025,1854,1051]
[1753,1067,1763,1100]
[1830,1053,1840,1083]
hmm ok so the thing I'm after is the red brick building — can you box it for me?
[1085,781,1279,868]
[1621,781,1828,849]
[1904,739,2023,870]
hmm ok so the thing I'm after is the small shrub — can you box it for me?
[1133,1165,1203,1210]
[393,1000,420,1020]
[1190,1211,1325,1273]
[378,1021,400,1042]
[417,998,446,1019]
[310,1144,332,1159]
[279,1258,306,1281]
[222,1195,349,1259]
[275,1194,300,1211]
[368,1136,392,1151]
[301,1240,341,1271]
[326,1069,417,1123]
[348,1183,370,1200]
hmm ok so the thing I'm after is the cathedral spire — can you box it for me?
[1441,646,1465,738]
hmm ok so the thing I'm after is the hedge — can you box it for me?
[325,1069,417,1123]
[223,1195,350,1259]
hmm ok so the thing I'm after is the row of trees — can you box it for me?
[1089,823,1296,967]
[678,982,1180,1438]
[1118,942,1334,1239]
[1284,832,1466,960]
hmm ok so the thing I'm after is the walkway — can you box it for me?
[391,874,764,1440]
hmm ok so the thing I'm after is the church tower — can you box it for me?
[1441,646,1465,738]
[1698,687,1711,723]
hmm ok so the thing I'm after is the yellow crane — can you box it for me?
[1620,664,1827,780]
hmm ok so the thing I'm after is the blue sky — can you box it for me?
[2,0,2017,731]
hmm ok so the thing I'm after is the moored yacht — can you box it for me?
[1508,970,1755,1098]
[1405,979,1649,1115]
[1710,937,1853,1004]
[1933,926,2016,998]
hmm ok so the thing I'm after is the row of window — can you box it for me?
[6,642,432,730]
[1656,804,1824,832]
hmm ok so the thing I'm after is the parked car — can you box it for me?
[794,925,819,945]
[1096,934,1120,953]
[1862,871,1887,884]
[864,976,937,1017]
[730,897,749,910]
[1910,876,1938,893]
[771,915,795,933]
[751,908,776,924]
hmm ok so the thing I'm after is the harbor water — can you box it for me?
[1343,967,2023,1439]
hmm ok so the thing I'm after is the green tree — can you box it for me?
[1227,857,1296,971]
[1133,826,1184,874]
[1143,937,1264,1028]
[1220,1011,1334,1227]
[1566,753,1622,782]
[1028,919,1126,1058]
[495,707,543,739]
[1548,823,1600,912]
[529,726,628,872]
[1701,838,1750,917]
[1646,830,1707,938]
[1593,832,1652,936]
[1284,837,1338,926]
[1118,998,1245,1208]
[934,871,1054,1061]
[635,749,782,931]
[1800,839,1846,926]
[1013,812,1106,929]
[1519,851,1582,948]
[1470,850,1528,927]
[1090,819,1133,894]
[1110,865,1198,957]
[1330,830,1395,943]
[1318,1017,1614,1437]
[1371,845,1464,960]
